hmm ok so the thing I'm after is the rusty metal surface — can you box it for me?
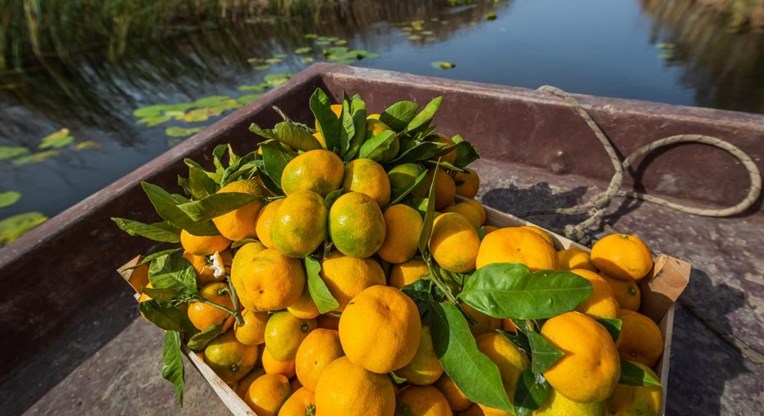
[0,63,761,415]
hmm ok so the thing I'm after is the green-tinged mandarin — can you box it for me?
[388,163,428,198]
[271,190,328,258]
[342,158,391,207]
[281,149,344,196]
[264,311,317,361]
[329,192,386,258]
[532,388,607,416]
[203,330,260,384]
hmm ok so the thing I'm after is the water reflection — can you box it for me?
[0,0,761,240]
[642,0,763,112]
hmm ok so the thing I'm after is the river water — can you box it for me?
[0,0,761,244]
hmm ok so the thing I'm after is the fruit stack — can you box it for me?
[116,89,669,416]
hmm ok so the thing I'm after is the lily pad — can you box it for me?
[264,72,292,87]
[0,212,48,246]
[75,141,100,150]
[408,35,423,41]
[295,47,312,54]
[431,61,456,70]
[39,128,74,149]
[421,30,434,36]
[301,57,315,64]
[486,11,497,20]
[253,64,271,71]
[273,53,288,59]
[12,150,59,165]
[334,39,347,45]
[183,109,211,122]
[265,58,283,64]
[237,94,263,105]
[0,191,21,208]
[0,146,30,161]
[239,83,269,92]
[193,96,231,108]
[165,126,203,138]
[304,33,318,39]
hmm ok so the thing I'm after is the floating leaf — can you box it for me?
[0,191,21,208]
[238,83,269,92]
[162,331,185,405]
[421,30,434,36]
[0,146,30,161]
[295,47,312,54]
[486,11,498,20]
[133,104,172,118]
[301,57,315,64]
[165,126,202,138]
[138,114,173,127]
[334,39,347,45]
[183,109,211,122]
[12,150,59,165]
[431,61,456,70]
[305,257,340,313]
[237,94,262,105]
[273,53,288,59]
[460,264,593,320]
[253,64,271,71]
[366,52,381,59]
[39,128,74,149]
[0,212,47,245]
[304,33,318,39]
[265,57,283,64]
[264,72,292,87]
[193,96,231,108]
[75,141,100,150]
[409,35,423,41]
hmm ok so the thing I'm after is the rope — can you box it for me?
[526,85,763,245]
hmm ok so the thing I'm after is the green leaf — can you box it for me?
[187,322,226,351]
[418,169,438,257]
[310,88,342,152]
[324,189,343,209]
[460,264,592,320]
[140,300,197,332]
[295,47,312,54]
[0,212,47,245]
[619,360,662,387]
[176,192,261,222]
[165,126,202,138]
[526,331,564,374]
[251,121,322,152]
[389,168,429,205]
[135,247,183,268]
[259,142,295,194]
[390,372,408,384]
[598,318,623,343]
[306,257,340,313]
[111,217,181,243]
[513,368,551,416]
[141,182,219,236]
[500,328,531,355]
[431,61,456,70]
[162,331,185,405]
[237,94,262,105]
[39,128,75,149]
[390,141,446,164]
[338,96,356,157]
[142,286,184,302]
[486,11,498,20]
[429,301,513,412]
[0,146,30,161]
[400,278,432,317]
[149,254,198,295]
[452,135,480,168]
[380,101,419,132]
[406,97,442,134]
[0,191,21,208]
[342,95,368,161]
[75,141,100,150]
[12,150,59,165]
[264,72,292,87]
[358,130,396,162]
[186,164,218,200]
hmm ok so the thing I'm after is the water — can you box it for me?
[0,0,761,244]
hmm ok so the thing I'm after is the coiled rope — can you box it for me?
[530,85,762,245]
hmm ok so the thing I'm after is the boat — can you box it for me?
[0,63,761,415]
